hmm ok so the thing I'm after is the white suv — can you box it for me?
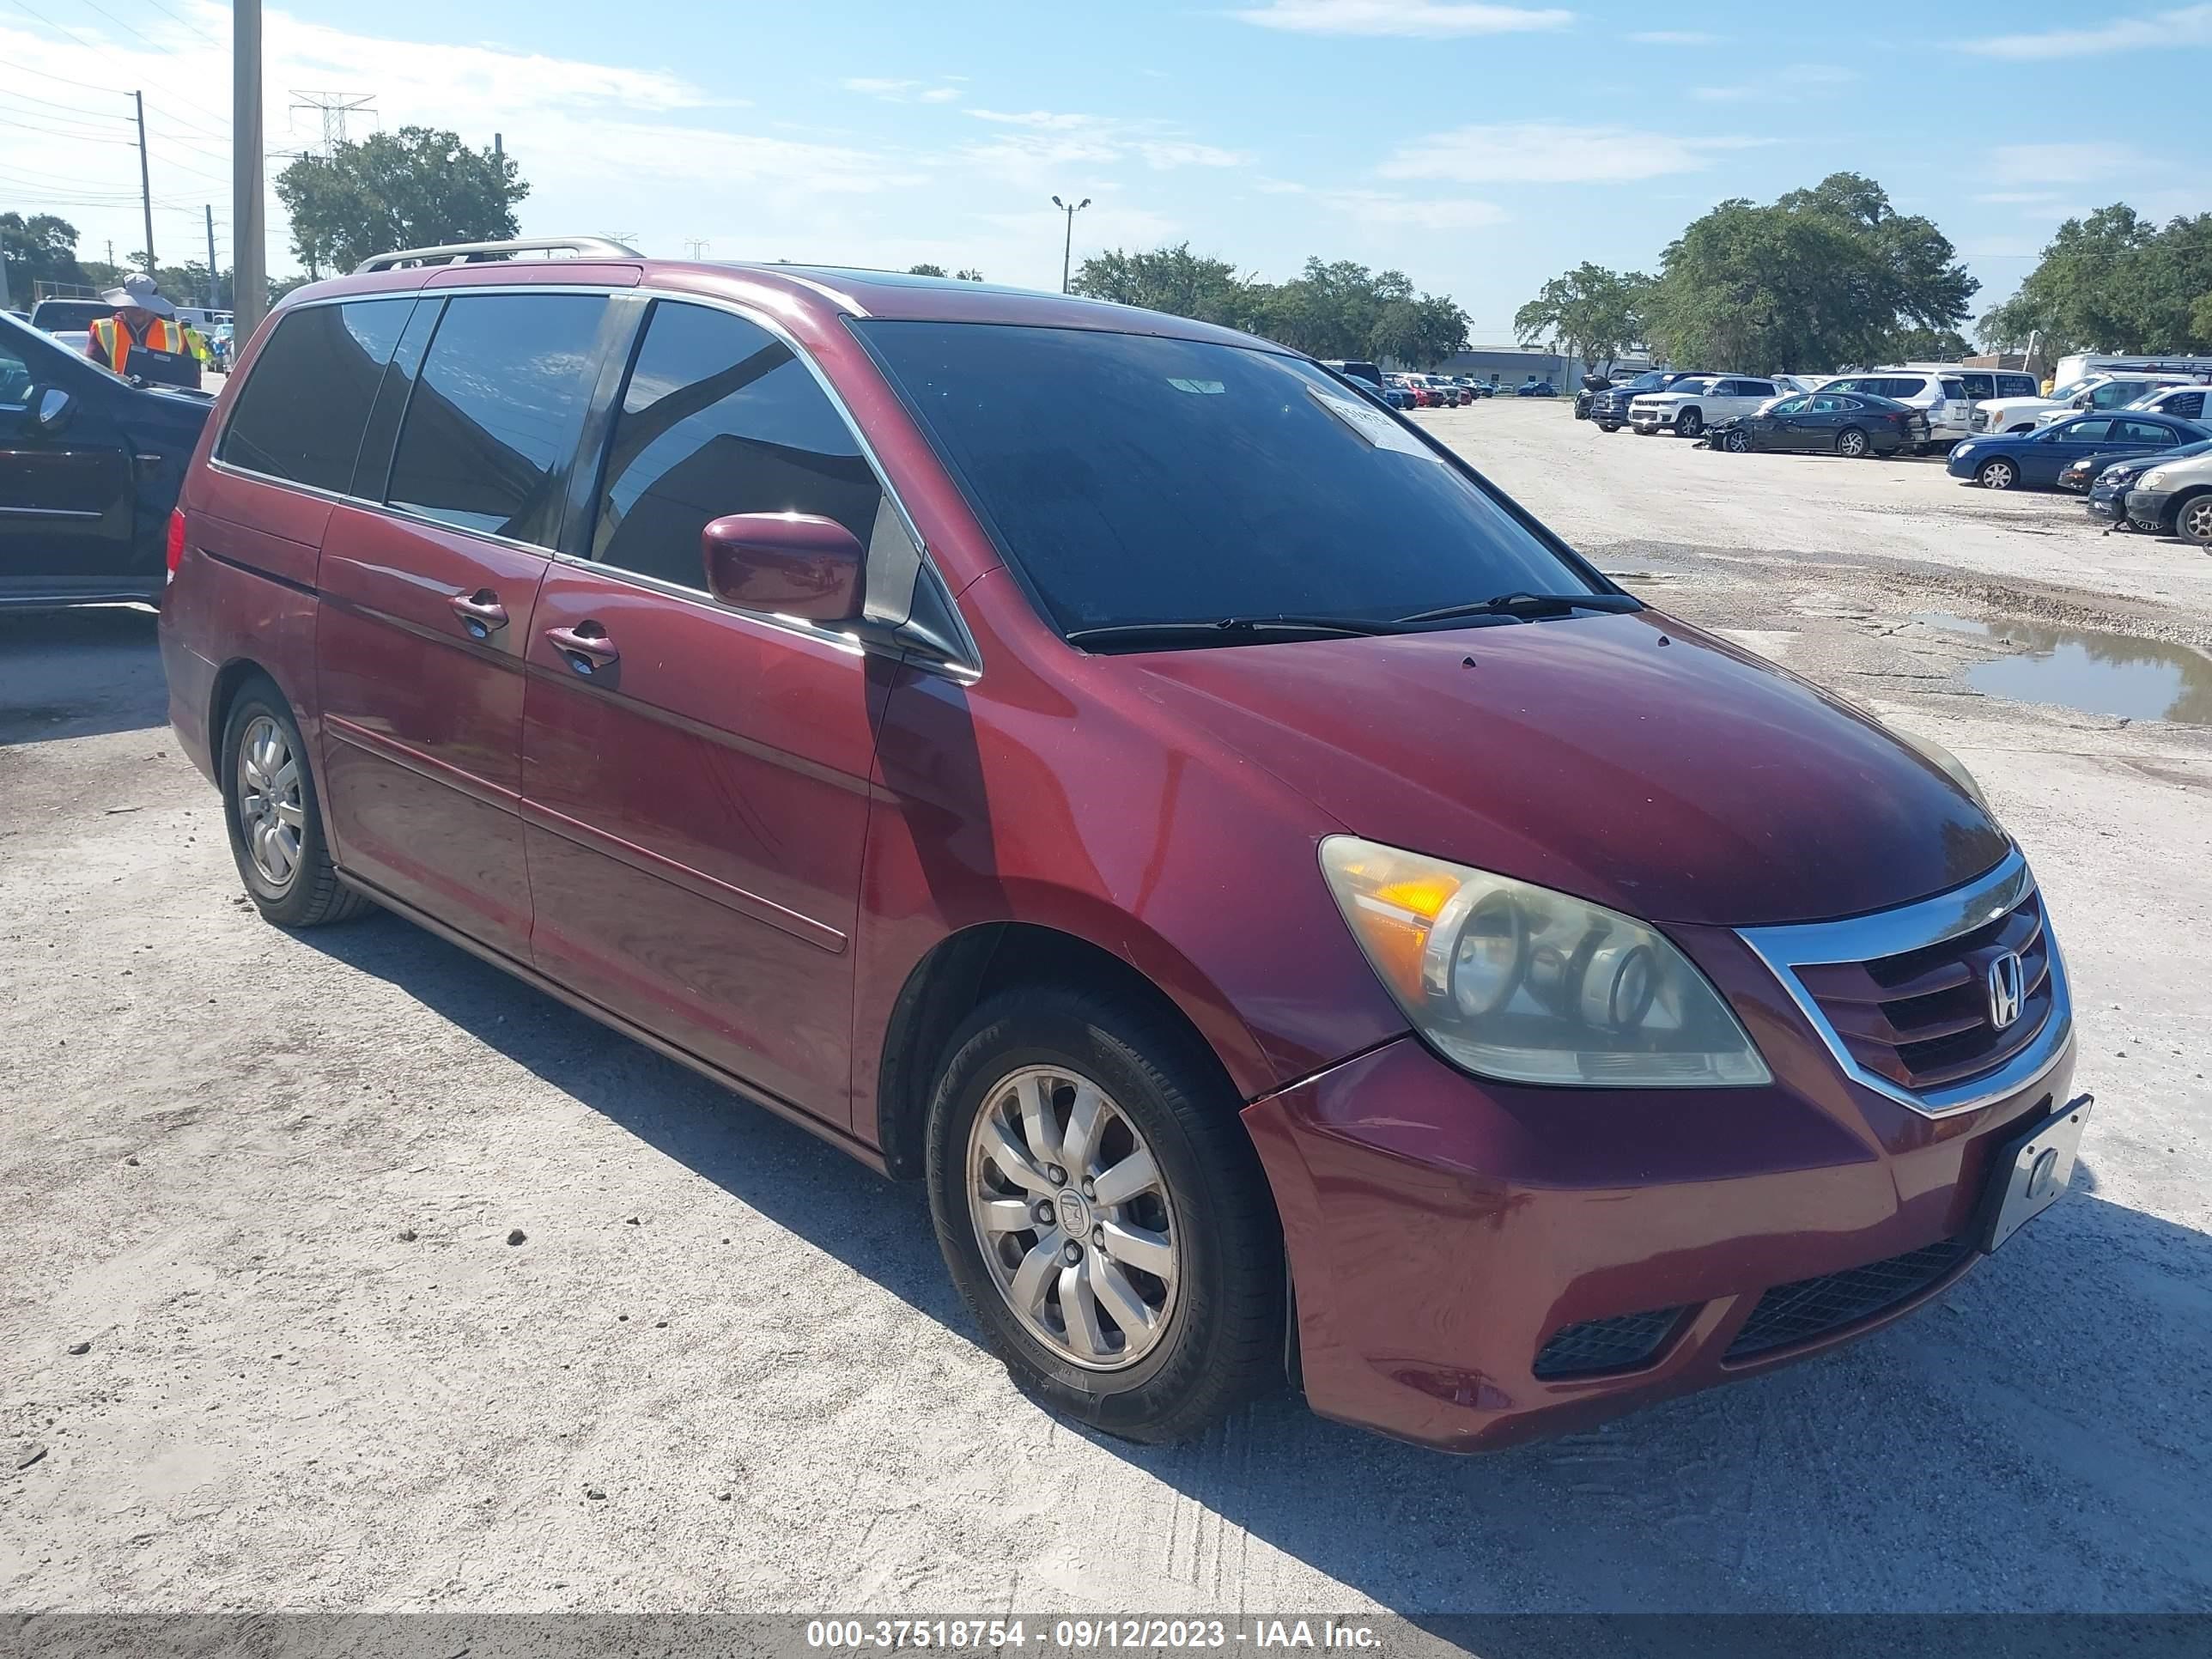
[1820,371,1974,449]
[1628,375,1779,438]
[1973,374,2195,434]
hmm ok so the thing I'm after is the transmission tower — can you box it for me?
[289,91,378,157]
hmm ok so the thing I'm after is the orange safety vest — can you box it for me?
[88,313,191,379]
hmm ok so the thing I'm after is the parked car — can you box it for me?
[1322,359,1407,409]
[2081,438,2212,522]
[1946,410,2210,490]
[1971,373,2196,434]
[27,295,109,358]
[1707,389,1930,458]
[2041,382,2212,428]
[0,309,214,608]
[2124,447,2212,545]
[161,241,2087,1452]
[1516,379,1556,397]
[1427,374,1465,407]
[1629,375,1779,438]
[1817,371,1974,451]
[1588,369,1708,432]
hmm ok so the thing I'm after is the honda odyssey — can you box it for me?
[159,240,2088,1449]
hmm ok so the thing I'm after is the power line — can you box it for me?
[138,0,222,48]
[5,0,235,132]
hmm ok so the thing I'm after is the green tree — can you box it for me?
[908,264,987,281]
[1071,242,1249,325]
[2,212,90,298]
[1513,262,1650,374]
[1644,173,1977,371]
[906,263,948,276]
[1980,206,2212,355]
[276,126,526,278]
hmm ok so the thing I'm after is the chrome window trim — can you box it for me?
[1736,848,2075,1119]
[207,281,982,679]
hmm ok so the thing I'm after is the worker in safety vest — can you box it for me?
[83,273,200,388]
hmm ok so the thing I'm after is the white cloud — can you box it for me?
[1960,3,2212,59]
[1630,30,1722,45]
[1988,143,2145,185]
[1972,191,2063,205]
[1693,64,1853,101]
[1318,190,1508,229]
[960,110,1248,185]
[1232,1,1572,37]
[1381,121,1763,184]
[842,76,963,104]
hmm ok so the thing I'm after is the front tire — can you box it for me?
[2179,493,2212,548]
[926,988,1283,1443]
[220,678,371,927]
[1977,458,2018,490]
[1836,427,1869,459]
[1674,408,1704,439]
[1722,429,1750,453]
[1596,422,1620,433]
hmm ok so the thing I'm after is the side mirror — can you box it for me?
[701,512,866,623]
[33,387,73,432]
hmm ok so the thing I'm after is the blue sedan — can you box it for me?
[1948,410,2210,490]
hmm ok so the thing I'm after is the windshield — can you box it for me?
[857,320,1602,636]
[2047,379,2096,401]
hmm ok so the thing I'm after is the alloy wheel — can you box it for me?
[1838,429,1868,458]
[1979,459,2016,490]
[1723,430,1750,453]
[2182,497,2212,545]
[235,714,305,890]
[966,1065,1181,1371]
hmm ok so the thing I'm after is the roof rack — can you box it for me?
[354,236,642,274]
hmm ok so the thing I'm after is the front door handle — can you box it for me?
[545,622,619,675]
[447,589,509,639]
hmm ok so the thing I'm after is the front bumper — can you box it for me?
[2124,486,2176,526]
[1244,893,2078,1452]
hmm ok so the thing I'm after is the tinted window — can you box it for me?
[1881,378,1929,399]
[384,294,608,544]
[1335,361,1384,388]
[859,319,1595,635]
[1959,374,1996,399]
[0,335,27,407]
[1767,396,1807,415]
[2056,418,2112,442]
[2172,392,2205,418]
[1999,375,2039,397]
[2114,419,2180,445]
[1809,393,1857,412]
[219,299,412,492]
[1736,380,1776,398]
[2090,382,2148,407]
[588,300,885,592]
[1942,379,1968,399]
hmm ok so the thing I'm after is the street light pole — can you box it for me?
[1051,194,1090,294]
[233,0,267,342]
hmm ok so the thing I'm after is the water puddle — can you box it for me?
[1914,612,2212,726]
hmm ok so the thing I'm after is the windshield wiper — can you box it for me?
[1064,615,1409,650]
[1393,592,1643,624]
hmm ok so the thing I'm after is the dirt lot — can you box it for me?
[3,400,2209,1614]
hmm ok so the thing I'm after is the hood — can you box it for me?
[1124,609,2008,927]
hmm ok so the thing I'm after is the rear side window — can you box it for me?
[2170,391,2205,419]
[384,293,609,546]
[1882,378,1929,399]
[219,299,413,492]
[1959,374,1995,399]
[587,300,885,593]
[1942,379,1968,399]
[1998,375,2038,397]
[2114,419,2180,445]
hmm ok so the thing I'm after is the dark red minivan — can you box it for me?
[159,240,2088,1449]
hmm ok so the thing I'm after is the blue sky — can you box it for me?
[5,1,2209,338]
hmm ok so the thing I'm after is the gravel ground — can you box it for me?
[2,400,2208,1614]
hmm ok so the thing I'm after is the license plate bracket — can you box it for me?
[1977,1093,2093,1253]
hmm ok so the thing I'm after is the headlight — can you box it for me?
[1889,726,1994,817]
[1954,441,1975,458]
[1318,836,1771,1088]
[2141,469,2168,489]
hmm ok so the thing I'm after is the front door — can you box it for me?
[0,331,137,601]
[520,297,900,1126]
[315,289,614,960]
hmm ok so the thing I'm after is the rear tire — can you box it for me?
[1596,422,1620,433]
[1836,428,1869,459]
[1675,408,1704,439]
[219,678,370,928]
[925,987,1284,1444]
[1977,459,2018,490]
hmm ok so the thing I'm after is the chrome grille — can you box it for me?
[1738,851,2073,1118]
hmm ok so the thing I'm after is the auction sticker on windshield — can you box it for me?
[1310,389,1438,460]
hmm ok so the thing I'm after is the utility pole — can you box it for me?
[684,238,710,260]
[234,0,267,341]
[204,206,219,308]
[134,90,156,270]
[1051,194,1090,295]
